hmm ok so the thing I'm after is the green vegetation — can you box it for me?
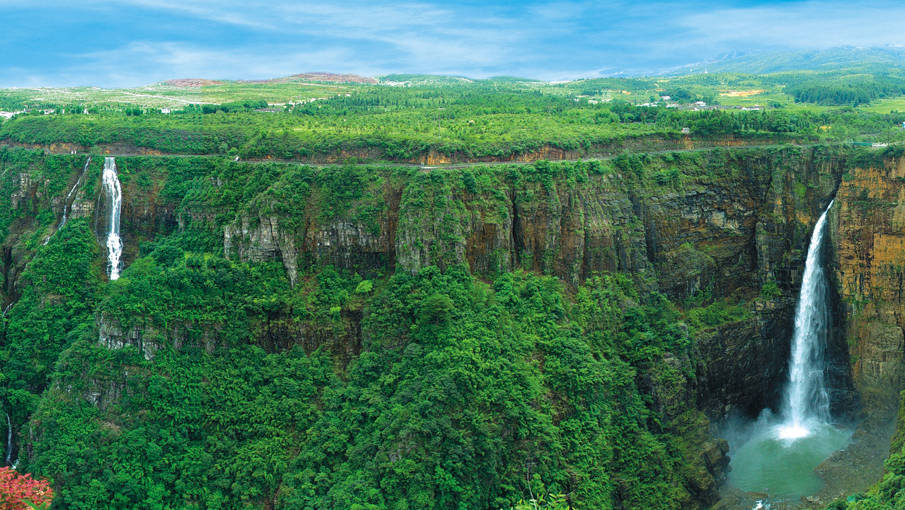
[3,69,905,163]
[0,67,904,509]
[0,142,776,509]
[834,392,905,509]
[15,244,706,509]
[787,75,905,106]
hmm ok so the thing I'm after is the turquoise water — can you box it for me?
[729,420,852,501]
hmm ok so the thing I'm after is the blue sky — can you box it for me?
[1,0,905,87]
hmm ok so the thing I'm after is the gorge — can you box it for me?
[0,141,903,508]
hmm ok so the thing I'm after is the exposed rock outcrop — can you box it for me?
[9,144,905,509]
[225,215,300,286]
[833,156,905,408]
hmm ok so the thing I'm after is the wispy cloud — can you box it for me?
[71,41,365,84]
[678,2,905,49]
[2,0,905,87]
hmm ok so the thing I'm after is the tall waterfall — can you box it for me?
[102,157,123,280]
[777,200,834,439]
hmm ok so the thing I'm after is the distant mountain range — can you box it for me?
[156,47,905,89]
[159,73,543,88]
[162,73,378,88]
[661,46,905,75]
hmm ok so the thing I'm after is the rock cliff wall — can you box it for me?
[0,146,872,419]
[833,155,905,409]
[207,146,859,418]
[5,144,904,508]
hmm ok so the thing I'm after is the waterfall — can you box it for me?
[102,157,123,280]
[43,156,91,246]
[5,413,12,467]
[60,156,90,230]
[728,199,851,501]
[777,200,834,439]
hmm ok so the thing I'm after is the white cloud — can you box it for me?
[32,1,547,85]
[69,41,366,86]
[5,0,905,86]
[678,2,905,49]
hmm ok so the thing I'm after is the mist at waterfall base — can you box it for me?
[725,410,851,500]
[725,201,852,503]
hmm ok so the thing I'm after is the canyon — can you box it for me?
[0,142,903,507]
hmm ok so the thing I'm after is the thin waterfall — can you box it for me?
[778,199,834,439]
[60,156,90,229]
[5,412,12,467]
[102,157,123,280]
[43,156,90,246]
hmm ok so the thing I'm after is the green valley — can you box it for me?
[1,66,905,510]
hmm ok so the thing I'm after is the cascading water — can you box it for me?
[43,156,90,246]
[60,156,90,230]
[776,200,833,440]
[728,199,852,504]
[102,157,123,280]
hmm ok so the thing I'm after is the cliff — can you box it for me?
[833,154,905,409]
[0,143,901,508]
[0,145,867,416]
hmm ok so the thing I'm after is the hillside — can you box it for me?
[681,47,905,75]
[1,71,905,509]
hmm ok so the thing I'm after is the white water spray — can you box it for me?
[776,200,834,440]
[102,157,123,280]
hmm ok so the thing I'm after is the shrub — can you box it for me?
[0,468,53,510]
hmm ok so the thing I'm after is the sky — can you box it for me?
[1,0,905,87]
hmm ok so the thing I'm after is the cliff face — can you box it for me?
[3,144,900,508]
[0,146,874,420]
[204,147,859,419]
[833,156,905,408]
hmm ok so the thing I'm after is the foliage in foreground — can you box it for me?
[0,467,53,510]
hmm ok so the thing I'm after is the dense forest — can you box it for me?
[2,77,905,164]
[786,75,905,106]
[0,147,756,509]
[0,71,905,510]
